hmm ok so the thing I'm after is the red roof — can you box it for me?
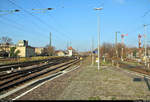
[68,46,73,50]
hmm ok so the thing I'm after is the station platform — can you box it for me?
[14,58,150,100]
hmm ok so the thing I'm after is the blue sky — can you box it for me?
[0,0,150,51]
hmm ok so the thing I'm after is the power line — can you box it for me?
[0,16,48,38]
[35,0,73,40]
[0,14,62,45]
[7,0,53,29]
[7,0,67,41]
[0,18,64,47]
[143,9,150,17]
[6,0,69,44]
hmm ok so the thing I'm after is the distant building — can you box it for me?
[35,47,45,56]
[16,46,35,57]
[68,46,73,56]
[0,44,11,53]
[18,40,28,47]
[0,40,35,57]
[55,50,66,56]
[15,40,35,57]
[67,46,78,56]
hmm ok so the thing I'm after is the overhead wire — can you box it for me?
[7,0,70,42]
[0,17,50,45]
[33,0,73,49]
[30,0,70,45]
[0,14,51,42]
[5,0,67,46]
[34,0,73,41]
[143,9,150,17]
[0,15,58,47]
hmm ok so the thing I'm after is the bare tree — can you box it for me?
[42,45,55,56]
[0,36,13,54]
[116,43,128,58]
[100,42,115,58]
[0,36,13,45]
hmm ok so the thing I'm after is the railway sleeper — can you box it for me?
[0,59,79,92]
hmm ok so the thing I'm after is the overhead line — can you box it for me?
[35,0,73,40]
[7,0,69,43]
[0,16,61,44]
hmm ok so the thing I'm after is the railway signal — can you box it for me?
[121,34,128,61]
[138,34,142,58]
[121,34,128,44]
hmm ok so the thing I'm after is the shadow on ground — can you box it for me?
[133,77,150,91]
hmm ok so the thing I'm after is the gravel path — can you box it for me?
[16,58,150,100]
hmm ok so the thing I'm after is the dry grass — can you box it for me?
[0,56,61,65]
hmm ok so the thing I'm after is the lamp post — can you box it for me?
[94,7,103,70]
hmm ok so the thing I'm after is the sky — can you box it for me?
[0,0,150,51]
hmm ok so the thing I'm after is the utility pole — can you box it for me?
[70,41,72,47]
[121,34,124,61]
[115,32,120,67]
[91,37,94,66]
[98,13,100,70]
[144,24,147,68]
[115,32,119,58]
[121,34,128,61]
[67,41,69,50]
[50,32,52,47]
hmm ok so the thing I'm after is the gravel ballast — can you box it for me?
[15,57,150,100]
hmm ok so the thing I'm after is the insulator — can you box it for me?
[47,8,53,10]
[15,9,20,12]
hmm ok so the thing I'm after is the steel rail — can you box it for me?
[0,58,80,93]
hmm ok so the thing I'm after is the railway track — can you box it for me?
[0,57,65,72]
[112,60,150,76]
[0,57,70,78]
[0,57,80,95]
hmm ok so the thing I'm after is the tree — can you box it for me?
[116,43,128,58]
[42,45,55,56]
[133,50,137,57]
[0,36,13,45]
[0,51,9,57]
[94,42,129,59]
[0,36,13,53]
[100,42,115,58]
[10,47,20,58]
